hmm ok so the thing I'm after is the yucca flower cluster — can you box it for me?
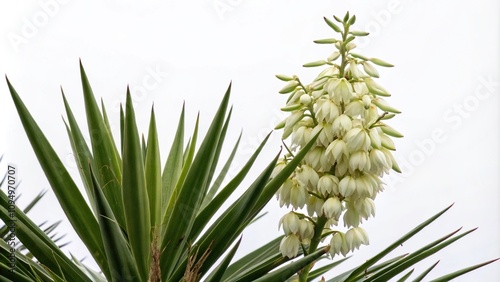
[273,13,403,265]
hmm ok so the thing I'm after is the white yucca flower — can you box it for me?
[274,14,401,262]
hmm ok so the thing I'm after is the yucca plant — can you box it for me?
[1,12,498,282]
[1,60,337,281]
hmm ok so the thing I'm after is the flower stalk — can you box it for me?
[275,11,403,281]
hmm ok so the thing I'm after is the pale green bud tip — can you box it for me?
[303,60,327,67]
[364,78,391,97]
[281,104,302,112]
[372,98,401,113]
[274,118,286,130]
[350,52,369,61]
[314,38,338,44]
[328,51,341,62]
[369,57,394,67]
[349,30,369,36]
[279,81,299,94]
[380,123,404,138]
[361,61,380,78]
[324,17,342,33]
[276,74,294,81]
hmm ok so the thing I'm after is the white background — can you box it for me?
[1,0,499,281]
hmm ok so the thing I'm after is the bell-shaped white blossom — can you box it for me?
[328,78,353,104]
[305,146,331,171]
[339,175,356,197]
[369,148,391,174]
[307,195,324,217]
[344,127,371,152]
[277,178,308,209]
[298,219,315,243]
[332,114,353,136]
[322,197,343,219]
[354,197,376,220]
[343,206,361,228]
[317,173,340,197]
[279,212,300,235]
[329,232,350,257]
[344,100,364,117]
[349,150,371,172]
[280,234,301,258]
[326,139,349,163]
[345,227,369,251]
[314,98,340,123]
[292,118,314,147]
[295,164,319,191]
[312,122,335,147]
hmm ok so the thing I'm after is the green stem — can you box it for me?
[338,23,350,79]
[298,216,328,282]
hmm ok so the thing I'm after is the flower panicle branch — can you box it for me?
[273,11,403,282]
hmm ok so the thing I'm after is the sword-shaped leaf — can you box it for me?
[161,83,231,280]
[89,163,141,282]
[80,62,124,228]
[6,77,107,276]
[122,87,151,280]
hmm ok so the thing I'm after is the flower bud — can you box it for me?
[276,74,294,81]
[279,80,299,94]
[283,111,304,139]
[300,94,312,105]
[345,42,356,51]
[368,127,382,149]
[303,60,328,67]
[380,133,396,150]
[364,77,390,97]
[380,123,404,138]
[372,98,401,113]
[369,57,394,67]
[361,95,372,109]
[328,51,341,61]
[361,61,379,78]
[348,61,364,79]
